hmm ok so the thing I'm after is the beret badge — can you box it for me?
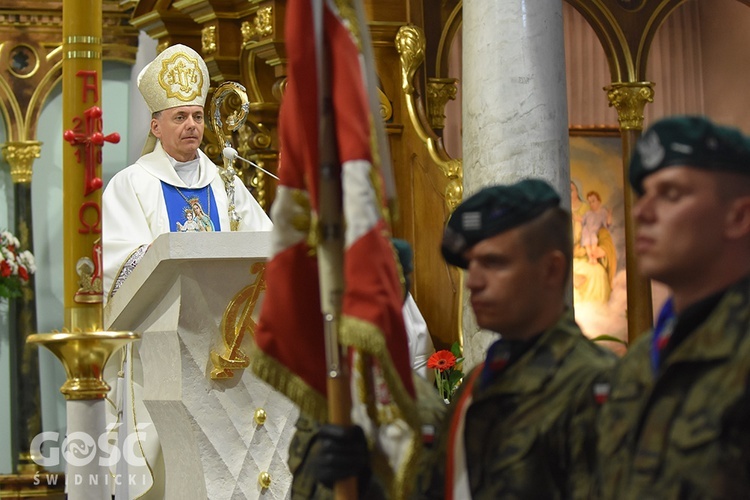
[636,130,665,171]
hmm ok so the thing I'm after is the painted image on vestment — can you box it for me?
[570,134,627,350]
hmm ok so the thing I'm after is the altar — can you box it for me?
[104,231,298,499]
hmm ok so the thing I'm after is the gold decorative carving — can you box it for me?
[605,82,655,130]
[395,25,463,211]
[426,78,457,130]
[241,5,273,44]
[444,159,463,211]
[210,263,266,379]
[246,155,275,209]
[254,408,267,425]
[202,25,217,54]
[2,141,41,184]
[395,25,425,94]
[236,120,277,210]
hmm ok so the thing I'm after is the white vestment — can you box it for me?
[403,293,436,381]
[102,140,272,300]
[102,141,272,499]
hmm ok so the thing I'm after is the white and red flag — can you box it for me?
[251,0,420,495]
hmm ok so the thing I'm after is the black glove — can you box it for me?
[308,424,370,489]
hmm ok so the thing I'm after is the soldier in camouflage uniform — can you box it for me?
[416,179,616,499]
[597,116,750,499]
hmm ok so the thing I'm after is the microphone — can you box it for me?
[222,147,280,180]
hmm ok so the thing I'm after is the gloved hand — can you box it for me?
[308,424,370,489]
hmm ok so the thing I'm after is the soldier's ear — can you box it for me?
[724,195,750,240]
[542,249,567,289]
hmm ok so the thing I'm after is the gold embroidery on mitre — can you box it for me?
[159,52,204,102]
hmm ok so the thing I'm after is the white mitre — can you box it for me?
[137,43,209,113]
[137,44,209,154]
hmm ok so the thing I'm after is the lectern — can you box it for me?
[104,231,298,499]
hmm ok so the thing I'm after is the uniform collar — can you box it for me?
[660,275,750,368]
[475,309,581,397]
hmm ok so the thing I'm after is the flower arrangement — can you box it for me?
[0,230,35,300]
[428,341,464,403]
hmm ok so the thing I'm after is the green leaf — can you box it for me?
[450,341,462,357]
[448,371,463,386]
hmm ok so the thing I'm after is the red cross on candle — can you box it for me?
[63,106,120,196]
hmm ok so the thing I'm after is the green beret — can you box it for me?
[391,238,413,275]
[630,115,750,194]
[441,179,561,268]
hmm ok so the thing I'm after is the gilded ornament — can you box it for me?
[395,26,463,211]
[254,408,267,425]
[2,141,41,184]
[395,25,425,93]
[426,78,458,130]
[210,263,266,379]
[202,25,217,54]
[242,6,274,44]
[605,82,655,130]
[258,471,272,489]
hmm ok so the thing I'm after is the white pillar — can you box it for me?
[64,400,109,499]
[462,0,570,367]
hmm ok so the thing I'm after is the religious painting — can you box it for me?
[569,131,628,350]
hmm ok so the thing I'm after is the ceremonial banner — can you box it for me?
[252,0,419,495]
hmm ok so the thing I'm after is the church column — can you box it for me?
[606,82,655,341]
[1,141,42,473]
[461,0,570,366]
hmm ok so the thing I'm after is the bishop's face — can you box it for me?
[151,105,205,162]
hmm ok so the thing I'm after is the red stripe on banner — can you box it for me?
[254,240,326,397]
[343,222,415,397]
[324,5,372,165]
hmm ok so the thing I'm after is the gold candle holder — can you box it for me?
[27,331,138,400]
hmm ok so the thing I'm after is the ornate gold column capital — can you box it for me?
[2,141,42,184]
[605,82,655,131]
[426,78,457,130]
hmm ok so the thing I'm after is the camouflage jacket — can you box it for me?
[415,311,615,499]
[597,276,750,499]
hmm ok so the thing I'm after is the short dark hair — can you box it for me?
[152,111,162,119]
[714,170,750,201]
[519,207,573,282]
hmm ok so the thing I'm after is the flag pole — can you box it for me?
[313,0,356,497]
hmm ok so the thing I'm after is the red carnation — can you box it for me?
[0,261,10,278]
[18,266,28,281]
[428,350,457,373]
